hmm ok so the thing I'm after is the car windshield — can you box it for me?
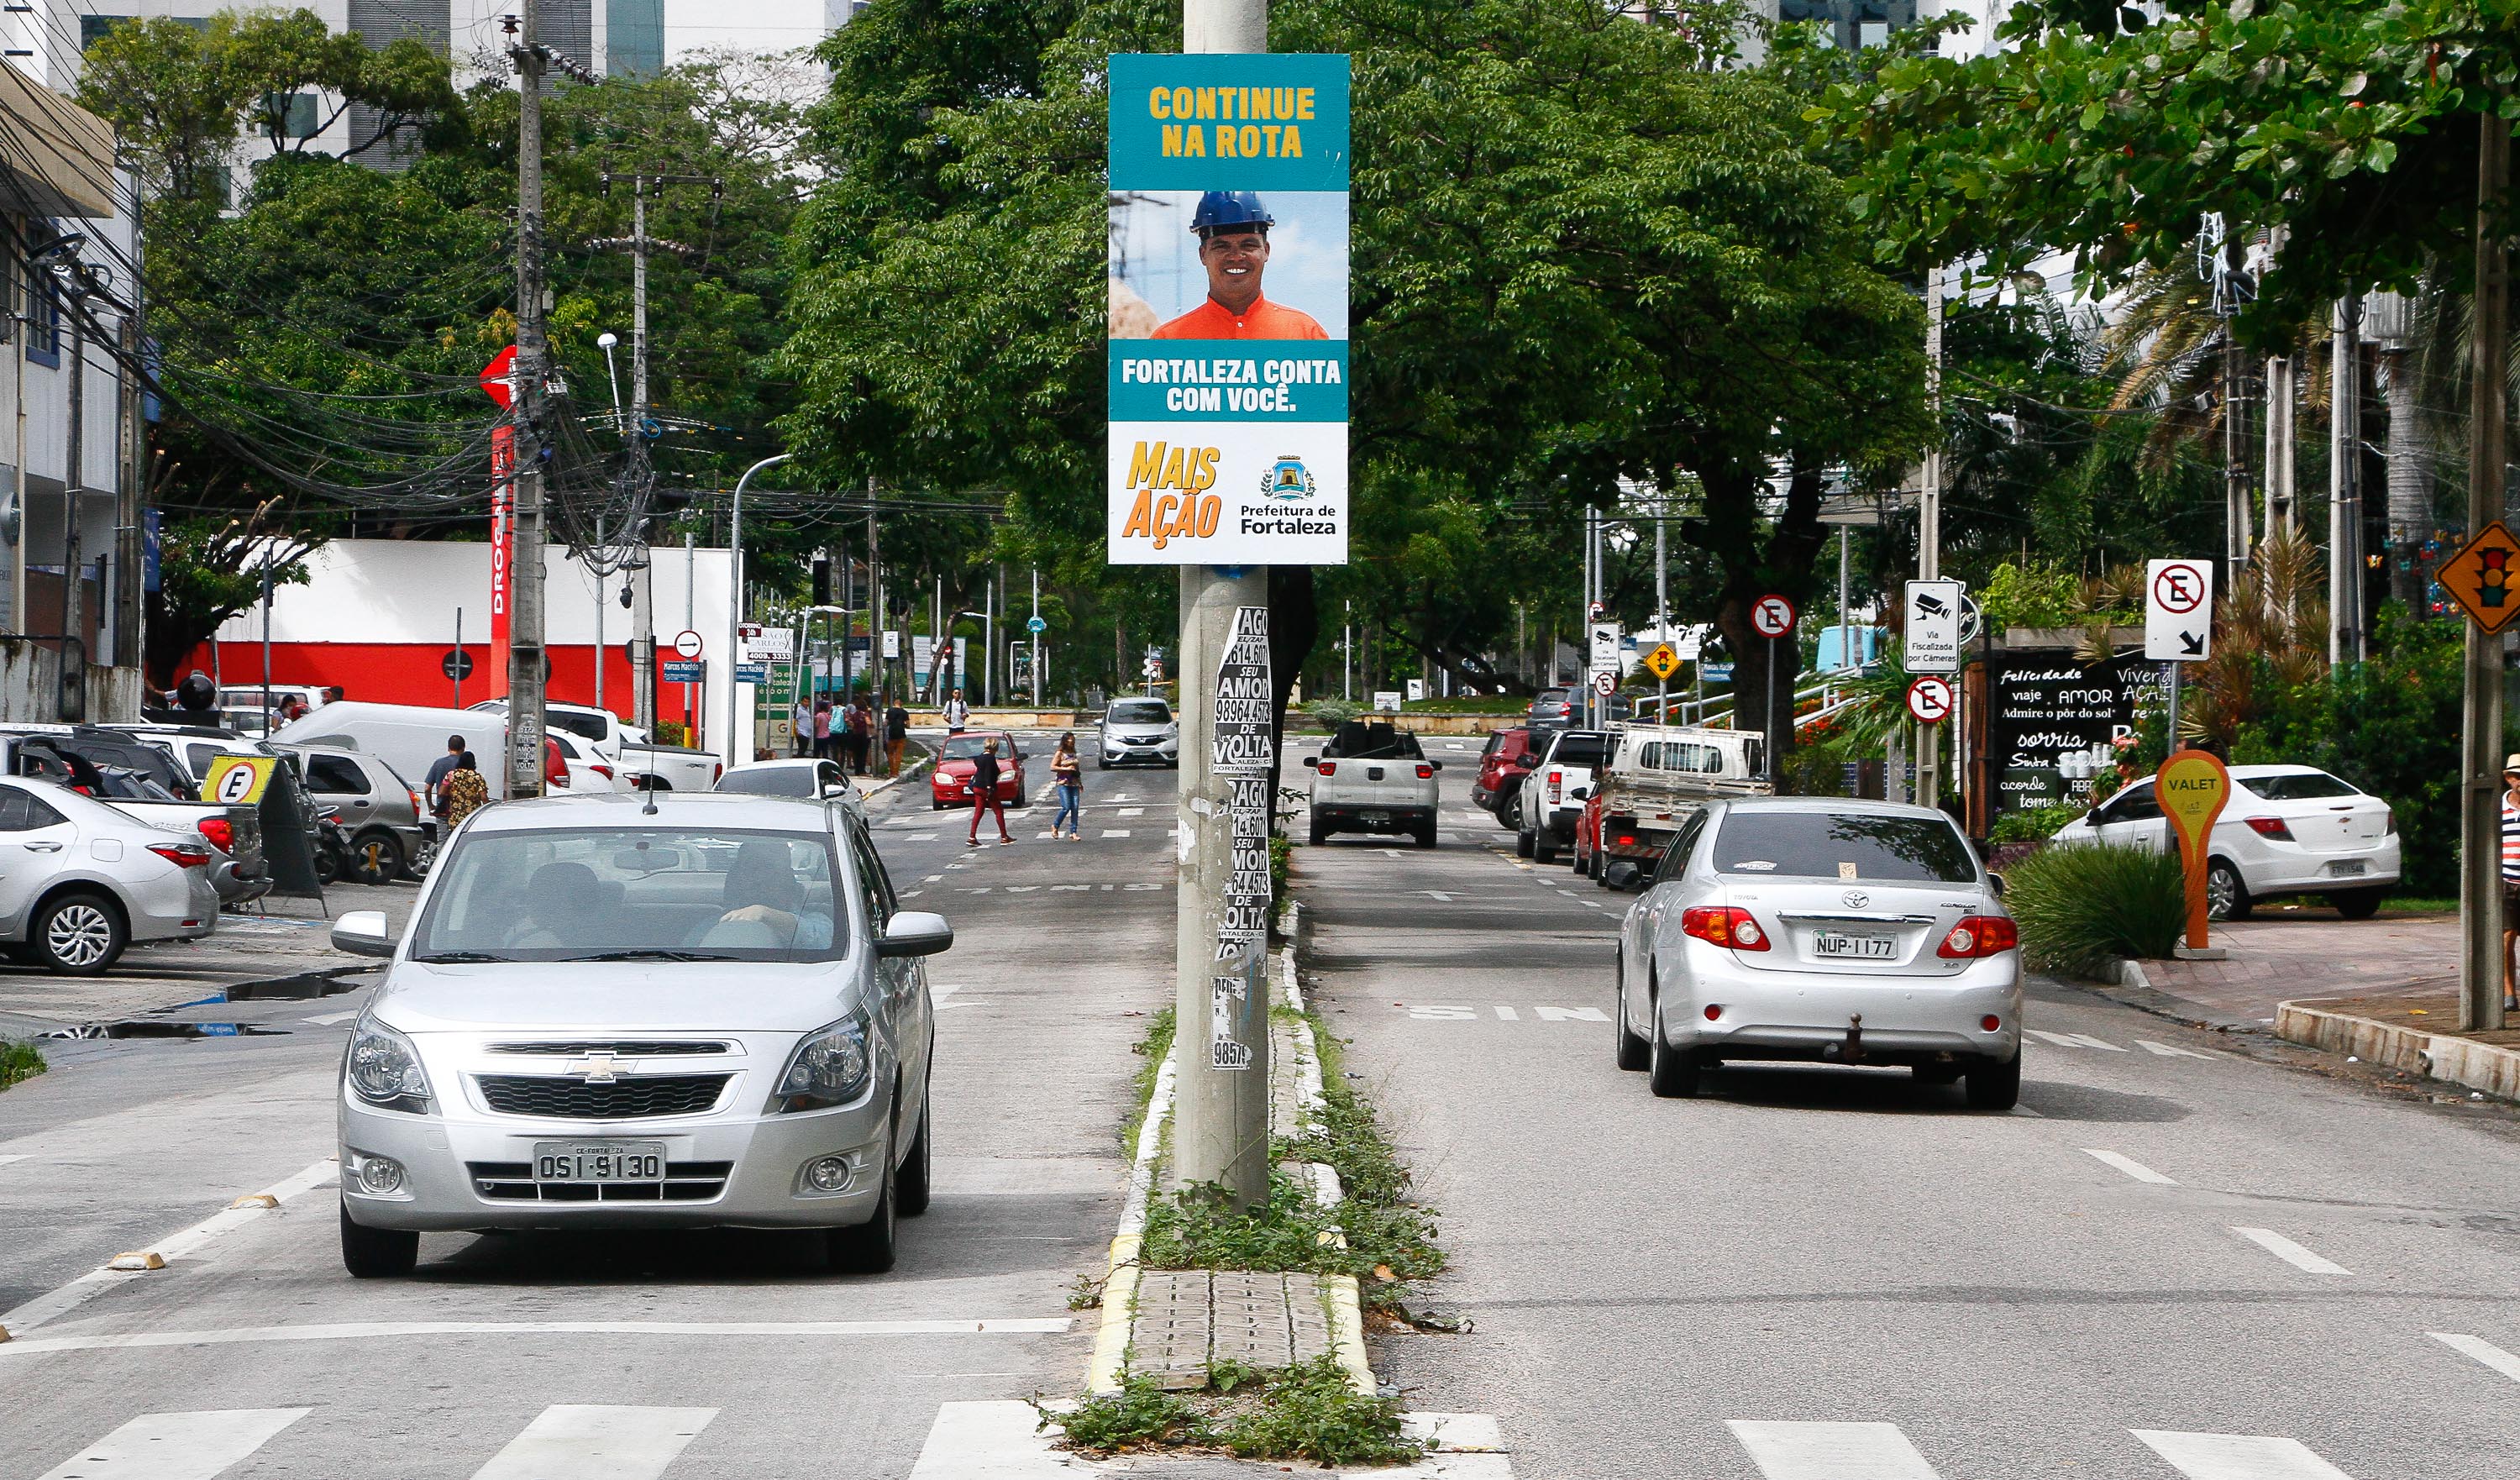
[1110,701,1172,725]
[942,736,1003,761]
[2241,771,2360,801]
[1323,722,1424,760]
[409,827,848,963]
[1711,811,1979,884]
[717,767,818,797]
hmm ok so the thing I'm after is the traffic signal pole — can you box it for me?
[1170,0,1272,1210]
[2461,114,2510,1035]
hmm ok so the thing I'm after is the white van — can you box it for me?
[270,702,577,800]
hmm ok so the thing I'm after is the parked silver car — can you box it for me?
[279,743,432,882]
[328,792,950,1278]
[0,777,218,973]
[1612,797,2023,1109]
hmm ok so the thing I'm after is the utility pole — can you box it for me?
[2330,295,2364,663]
[60,281,83,720]
[2461,114,2510,1036]
[2265,353,2297,538]
[1030,567,1042,708]
[627,181,655,728]
[1918,264,1944,809]
[2223,338,2255,585]
[503,0,554,800]
[1654,490,1668,722]
[1169,0,1273,1210]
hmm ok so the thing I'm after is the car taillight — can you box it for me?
[407,788,423,816]
[1682,905,1768,951]
[197,816,234,853]
[1318,761,1336,776]
[1546,769,1563,803]
[1616,833,1636,847]
[149,842,213,869]
[2243,816,2294,840]
[2385,806,2396,836]
[1938,916,2019,958]
[591,764,615,780]
[1415,764,1434,779]
[543,737,562,784]
[712,764,723,782]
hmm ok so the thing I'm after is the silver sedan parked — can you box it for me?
[328,791,949,1277]
[1611,797,2022,1108]
[0,778,218,973]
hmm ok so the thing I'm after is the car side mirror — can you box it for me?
[1299,755,1317,769]
[1428,760,1443,771]
[1570,785,1591,800]
[1604,860,1642,890]
[877,911,954,958]
[330,910,395,958]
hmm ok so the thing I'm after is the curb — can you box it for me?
[2274,999,2520,1100]
[1085,1050,1173,1394]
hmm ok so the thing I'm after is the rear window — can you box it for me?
[549,711,611,744]
[1636,740,1726,774]
[1109,701,1173,725]
[2240,771,2360,801]
[1711,811,1978,884]
[1547,734,1608,769]
[1323,724,1423,759]
[717,767,817,797]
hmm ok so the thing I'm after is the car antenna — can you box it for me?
[638,732,660,816]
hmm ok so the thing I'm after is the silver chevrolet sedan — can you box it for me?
[1612,797,2022,1109]
[328,791,948,1278]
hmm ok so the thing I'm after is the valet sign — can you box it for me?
[1106,53,1350,565]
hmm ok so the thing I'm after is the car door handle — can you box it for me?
[351,799,370,807]
[22,842,60,853]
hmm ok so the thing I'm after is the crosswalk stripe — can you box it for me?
[37,1409,310,1480]
[2026,1030,2126,1051]
[2082,1148,2176,1185]
[907,1401,1073,1477]
[2137,1039,2218,1058]
[468,1406,717,1479]
[2232,1227,2352,1275]
[907,832,937,842]
[1726,1420,1940,1478]
[2432,1331,2520,1385]
[2132,1430,2356,1479]
[1101,829,1131,838]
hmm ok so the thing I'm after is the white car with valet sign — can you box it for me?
[328,791,949,1277]
[2048,763,2398,920]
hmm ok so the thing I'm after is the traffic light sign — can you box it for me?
[2440,521,2520,635]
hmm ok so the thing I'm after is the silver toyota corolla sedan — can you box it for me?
[328,791,949,1278]
[1613,797,2022,1108]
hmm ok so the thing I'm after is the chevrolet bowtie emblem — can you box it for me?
[572,1052,624,1083]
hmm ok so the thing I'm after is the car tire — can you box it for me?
[1647,1020,1702,1099]
[1097,758,1112,770]
[1913,1064,1962,1086]
[1534,836,1558,866]
[1414,824,1437,849]
[33,891,124,975]
[896,1094,933,1217]
[1614,963,1648,1072]
[2330,890,2384,921]
[1964,1052,2022,1110]
[827,1137,898,1274]
[339,1206,418,1278]
[932,800,948,811]
[1515,827,1533,859]
[2205,859,2251,921]
[1310,816,1331,847]
[1499,791,1522,832]
[405,832,436,881]
[349,828,402,886]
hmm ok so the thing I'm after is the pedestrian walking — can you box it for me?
[443,750,491,829]
[813,700,836,761]
[845,697,873,774]
[1050,732,1084,840]
[943,692,970,735]
[2502,755,2520,1011]
[966,735,1015,846]
[885,695,909,776]
[423,733,465,819]
[791,698,813,758]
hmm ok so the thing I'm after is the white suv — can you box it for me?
[1098,698,1179,769]
[2050,764,2399,919]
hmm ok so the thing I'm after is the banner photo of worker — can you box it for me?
[1107,53,1350,565]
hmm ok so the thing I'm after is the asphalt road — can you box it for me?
[0,737,1175,1478]
[1299,738,2520,1480]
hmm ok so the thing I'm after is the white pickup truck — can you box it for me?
[470,701,723,791]
[1572,725,1769,881]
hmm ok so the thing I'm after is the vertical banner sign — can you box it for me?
[488,425,516,700]
[2157,748,2232,949]
[1107,54,1351,565]
[1210,606,1273,1070]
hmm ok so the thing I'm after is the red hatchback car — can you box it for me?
[1472,726,1540,823]
[931,732,1028,811]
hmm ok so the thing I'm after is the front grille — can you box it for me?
[475,1073,732,1119]
[468,1160,733,1202]
[484,1041,730,1058]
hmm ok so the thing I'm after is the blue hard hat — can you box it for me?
[1190,190,1273,236]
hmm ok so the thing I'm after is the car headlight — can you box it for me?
[769,1013,872,1113]
[344,1020,433,1114]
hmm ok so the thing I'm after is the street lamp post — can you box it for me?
[725,453,792,760]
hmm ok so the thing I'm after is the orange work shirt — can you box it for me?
[1152,295,1329,341]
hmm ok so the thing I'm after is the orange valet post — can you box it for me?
[2157,749,2233,951]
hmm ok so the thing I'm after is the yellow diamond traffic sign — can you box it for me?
[2440,520,2520,635]
[1641,643,1681,682]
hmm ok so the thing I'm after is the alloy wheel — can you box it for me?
[47,905,113,967]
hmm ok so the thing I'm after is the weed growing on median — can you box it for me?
[1048,1359,1421,1467]
[1046,1376,1215,1451]
[0,1038,45,1092]
[1120,1005,1176,1155]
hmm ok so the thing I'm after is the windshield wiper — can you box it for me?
[414,951,513,963]
[573,949,744,963]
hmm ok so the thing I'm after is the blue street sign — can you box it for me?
[1027,616,1047,634]
[662,659,706,684]
[1700,663,1734,682]
[734,663,768,685]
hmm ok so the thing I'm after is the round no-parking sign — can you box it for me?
[1905,675,1955,725]
[1751,594,1797,639]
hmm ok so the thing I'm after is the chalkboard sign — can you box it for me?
[1983,650,2167,815]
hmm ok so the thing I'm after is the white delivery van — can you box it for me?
[270,702,571,800]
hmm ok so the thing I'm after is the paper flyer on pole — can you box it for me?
[1107,53,1350,565]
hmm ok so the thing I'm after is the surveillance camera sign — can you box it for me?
[1903,580,1964,675]
[1107,53,1351,565]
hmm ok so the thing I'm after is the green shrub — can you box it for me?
[2005,842,2186,977]
[1304,699,1362,728]
[1216,1357,1420,1466]
[1050,1377,1214,1452]
[0,1039,43,1091]
[1988,803,2083,845]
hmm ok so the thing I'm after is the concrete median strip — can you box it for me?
[2276,998,2520,1100]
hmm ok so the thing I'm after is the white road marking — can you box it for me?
[0,1157,338,1336]
[2082,1149,2177,1185]
[1423,890,1457,901]
[0,1318,1074,1359]
[2133,1430,2357,1479]
[1381,848,1405,858]
[2138,1039,2219,1058]
[1494,1005,1519,1021]
[1116,806,1144,816]
[2026,1029,2126,1051]
[1534,1005,1609,1022]
[1728,1420,1941,1478]
[1407,1005,1476,1020]
[34,1408,311,1480]
[468,1406,717,1480]
[2232,1227,2352,1275]
[908,1401,1077,1478]
[900,890,923,899]
[302,1011,358,1027]
[908,832,938,842]
[0,1154,29,1167]
[1101,829,1131,838]
[923,875,943,883]
[2431,1331,2520,1386]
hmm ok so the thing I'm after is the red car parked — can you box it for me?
[1472,726,1541,827]
[930,732,1029,811]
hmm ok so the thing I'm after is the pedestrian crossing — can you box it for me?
[21,1404,2429,1477]
[2025,1028,2223,1058]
